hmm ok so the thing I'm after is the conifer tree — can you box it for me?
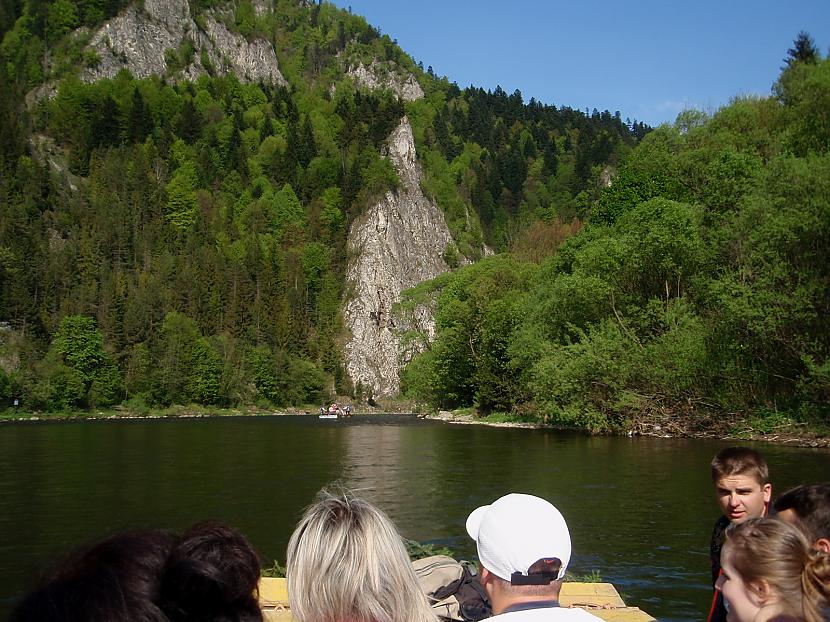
[786,31,820,66]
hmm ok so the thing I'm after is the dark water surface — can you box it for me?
[0,415,828,622]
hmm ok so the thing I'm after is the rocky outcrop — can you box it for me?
[599,165,616,188]
[343,116,453,396]
[80,0,285,86]
[346,61,424,101]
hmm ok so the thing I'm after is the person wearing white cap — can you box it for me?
[466,493,604,622]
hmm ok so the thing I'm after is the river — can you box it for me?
[0,414,827,622]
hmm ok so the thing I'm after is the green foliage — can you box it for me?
[30,359,87,411]
[52,315,106,381]
[405,539,455,561]
[778,58,830,155]
[165,161,198,231]
[261,560,287,578]
[164,38,196,74]
[47,0,79,43]
[186,338,222,404]
[403,46,830,432]
[246,345,325,407]
[23,315,124,410]
[12,4,823,435]
[272,183,306,235]
[402,256,534,412]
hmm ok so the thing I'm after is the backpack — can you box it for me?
[412,555,492,622]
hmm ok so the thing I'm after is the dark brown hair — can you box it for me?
[774,483,830,543]
[10,522,262,622]
[710,446,770,485]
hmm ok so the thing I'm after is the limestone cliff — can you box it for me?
[82,0,285,86]
[346,60,424,101]
[343,116,453,397]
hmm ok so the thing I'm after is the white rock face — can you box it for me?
[80,0,286,86]
[343,116,453,396]
[347,61,424,101]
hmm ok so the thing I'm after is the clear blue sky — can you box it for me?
[328,0,830,127]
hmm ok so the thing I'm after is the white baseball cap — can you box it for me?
[465,493,571,583]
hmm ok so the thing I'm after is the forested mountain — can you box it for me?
[401,38,830,435]
[0,0,644,412]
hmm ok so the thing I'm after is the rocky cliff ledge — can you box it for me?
[346,60,424,101]
[81,0,286,86]
[343,116,453,397]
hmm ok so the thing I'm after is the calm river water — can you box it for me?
[0,415,827,622]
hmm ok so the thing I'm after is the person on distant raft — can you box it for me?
[465,493,604,622]
[707,447,772,622]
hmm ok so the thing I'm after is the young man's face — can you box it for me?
[715,474,771,523]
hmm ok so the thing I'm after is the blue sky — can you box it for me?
[328,1,830,127]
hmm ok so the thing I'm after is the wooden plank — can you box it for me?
[259,577,291,622]
[560,583,627,608]
[259,577,289,605]
[258,577,657,622]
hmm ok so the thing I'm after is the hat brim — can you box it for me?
[466,504,490,540]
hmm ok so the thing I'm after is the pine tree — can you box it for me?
[785,31,820,66]
[128,87,152,143]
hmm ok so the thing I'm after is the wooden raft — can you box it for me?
[259,577,656,622]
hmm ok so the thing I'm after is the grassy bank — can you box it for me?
[0,398,421,423]
[0,404,296,423]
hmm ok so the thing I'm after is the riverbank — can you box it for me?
[425,409,830,448]
[0,398,419,424]
[2,402,827,448]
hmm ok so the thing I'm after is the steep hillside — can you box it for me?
[0,0,645,411]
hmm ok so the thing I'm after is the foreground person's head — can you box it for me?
[716,517,830,622]
[160,521,263,622]
[466,493,571,615]
[286,488,436,622]
[10,522,262,622]
[711,447,771,523]
[773,483,830,553]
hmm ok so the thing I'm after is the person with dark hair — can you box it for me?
[160,521,263,622]
[9,522,263,622]
[707,447,772,622]
[464,493,603,622]
[774,484,830,553]
[9,530,174,622]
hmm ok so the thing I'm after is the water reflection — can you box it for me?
[0,415,827,622]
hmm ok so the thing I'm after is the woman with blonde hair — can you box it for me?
[286,488,437,622]
[716,517,830,622]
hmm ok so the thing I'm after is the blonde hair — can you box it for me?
[724,518,830,622]
[286,488,437,622]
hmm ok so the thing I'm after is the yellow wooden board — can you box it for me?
[560,582,627,608]
[258,578,656,622]
[259,577,289,605]
[259,578,291,622]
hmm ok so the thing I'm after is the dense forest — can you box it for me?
[400,34,830,435]
[0,0,645,413]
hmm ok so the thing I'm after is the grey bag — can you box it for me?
[412,555,491,622]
